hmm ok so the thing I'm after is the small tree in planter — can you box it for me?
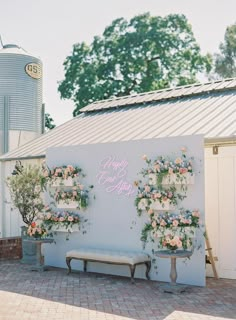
[7,162,46,225]
[6,161,47,263]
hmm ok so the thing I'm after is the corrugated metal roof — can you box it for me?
[81,78,236,112]
[1,88,236,161]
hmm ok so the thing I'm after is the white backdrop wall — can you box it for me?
[45,135,205,286]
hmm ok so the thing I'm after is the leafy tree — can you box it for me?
[213,23,236,78]
[6,162,47,226]
[45,113,56,130]
[58,13,212,116]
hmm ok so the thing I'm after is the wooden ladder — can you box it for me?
[205,229,219,279]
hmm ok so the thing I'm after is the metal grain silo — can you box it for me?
[0,44,43,155]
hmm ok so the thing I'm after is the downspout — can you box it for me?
[41,103,45,134]
[0,96,9,237]
[0,161,6,237]
[3,96,9,153]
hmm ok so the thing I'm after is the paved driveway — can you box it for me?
[0,260,235,320]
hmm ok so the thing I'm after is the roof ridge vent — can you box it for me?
[3,44,21,49]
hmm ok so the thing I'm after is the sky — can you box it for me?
[0,0,236,126]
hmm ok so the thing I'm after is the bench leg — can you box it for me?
[84,260,87,272]
[129,265,136,284]
[145,261,151,280]
[66,257,72,275]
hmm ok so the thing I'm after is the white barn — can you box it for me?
[0,78,236,280]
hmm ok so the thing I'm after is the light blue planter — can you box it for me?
[20,226,37,264]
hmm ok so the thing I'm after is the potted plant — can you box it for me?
[6,161,47,264]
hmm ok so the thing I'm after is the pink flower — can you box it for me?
[170,239,177,247]
[68,216,74,222]
[67,165,74,172]
[168,168,174,175]
[160,219,167,227]
[192,210,200,217]
[172,220,179,227]
[177,240,182,248]
[181,147,187,153]
[167,192,173,198]
[142,155,148,161]
[179,167,188,174]
[154,164,160,172]
[148,209,154,215]
[59,217,65,222]
[155,193,162,199]
[144,185,151,192]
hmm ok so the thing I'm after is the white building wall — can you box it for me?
[205,145,236,279]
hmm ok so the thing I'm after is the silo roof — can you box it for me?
[0,78,236,161]
[0,44,39,58]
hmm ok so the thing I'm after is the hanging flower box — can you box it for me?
[148,173,157,186]
[50,224,80,233]
[51,177,74,187]
[181,226,196,238]
[150,199,175,211]
[162,173,195,185]
[57,200,78,209]
[141,210,202,251]
[137,198,175,211]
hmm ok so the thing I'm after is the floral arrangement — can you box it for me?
[141,147,194,185]
[27,221,48,239]
[42,207,81,231]
[54,185,89,209]
[134,184,183,215]
[42,162,84,181]
[141,210,201,251]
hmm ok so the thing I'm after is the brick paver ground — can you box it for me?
[0,260,235,320]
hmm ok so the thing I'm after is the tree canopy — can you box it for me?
[58,13,212,116]
[213,23,236,79]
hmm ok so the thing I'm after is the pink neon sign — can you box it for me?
[96,156,135,196]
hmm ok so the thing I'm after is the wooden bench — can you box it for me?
[66,248,151,283]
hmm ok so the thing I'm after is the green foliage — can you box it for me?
[6,164,47,226]
[58,13,211,116]
[45,113,56,130]
[213,23,236,78]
